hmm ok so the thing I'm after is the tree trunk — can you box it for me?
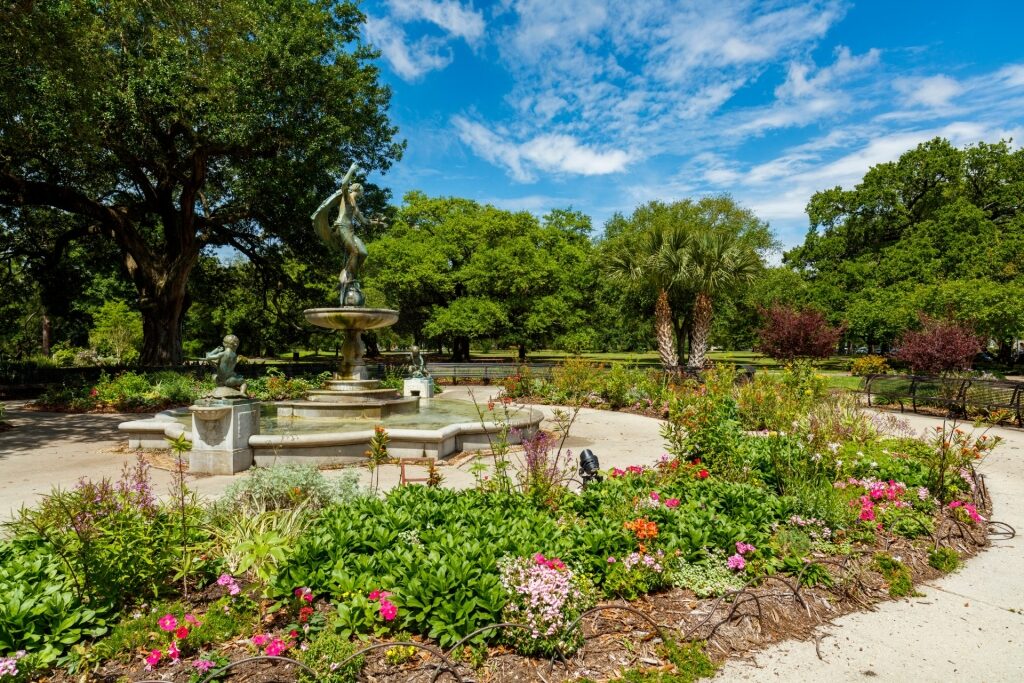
[41,313,51,356]
[139,277,189,366]
[451,336,470,362]
[518,343,527,362]
[687,292,713,370]
[654,288,679,371]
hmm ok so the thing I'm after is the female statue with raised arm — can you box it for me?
[311,162,369,306]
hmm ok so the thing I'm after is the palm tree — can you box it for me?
[606,221,689,371]
[678,229,762,370]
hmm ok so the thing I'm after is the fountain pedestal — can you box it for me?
[304,307,399,380]
[188,399,260,474]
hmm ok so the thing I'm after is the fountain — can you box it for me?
[119,163,541,471]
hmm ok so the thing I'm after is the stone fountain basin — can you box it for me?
[118,400,542,463]
[304,307,399,330]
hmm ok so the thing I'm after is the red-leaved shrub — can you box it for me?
[756,305,844,360]
[895,316,982,375]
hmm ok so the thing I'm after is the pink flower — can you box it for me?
[184,613,200,626]
[217,574,235,586]
[664,498,680,508]
[193,659,215,673]
[368,589,391,601]
[144,649,161,670]
[727,554,746,571]
[265,638,289,656]
[610,467,626,478]
[157,614,178,632]
[627,465,644,475]
[649,491,660,502]
[735,542,756,555]
[607,556,617,563]
[379,598,398,621]
[167,641,180,662]
[229,583,241,596]
[251,634,270,647]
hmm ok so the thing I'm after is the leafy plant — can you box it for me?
[297,629,364,683]
[873,553,916,598]
[928,547,960,573]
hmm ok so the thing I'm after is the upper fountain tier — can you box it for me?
[304,307,398,331]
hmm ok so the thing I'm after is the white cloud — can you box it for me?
[385,0,485,43]
[895,74,962,107]
[452,116,632,181]
[364,16,452,81]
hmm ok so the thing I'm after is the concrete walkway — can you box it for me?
[1,396,1021,679]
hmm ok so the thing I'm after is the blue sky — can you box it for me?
[359,0,1024,248]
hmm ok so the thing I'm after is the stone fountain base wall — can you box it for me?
[249,417,541,465]
[119,407,543,469]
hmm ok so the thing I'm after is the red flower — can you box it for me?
[174,626,189,640]
[697,469,709,479]
[299,606,314,623]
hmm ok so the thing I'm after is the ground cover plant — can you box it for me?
[0,367,999,682]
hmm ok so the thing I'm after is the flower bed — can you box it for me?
[0,370,1000,682]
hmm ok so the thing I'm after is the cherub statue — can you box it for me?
[407,345,430,379]
[204,334,247,396]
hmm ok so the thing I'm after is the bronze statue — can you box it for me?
[205,334,247,395]
[407,345,429,379]
[312,162,373,306]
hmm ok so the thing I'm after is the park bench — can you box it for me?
[865,374,1023,425]
[427,363,555,385]
[964,380,1023,426]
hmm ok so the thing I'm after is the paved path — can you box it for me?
[1,397,1021,680]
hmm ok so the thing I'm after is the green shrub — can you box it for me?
[214,465,362,516]
[246,369,331,400]
[850,355,890,376]
[607,639,717,682]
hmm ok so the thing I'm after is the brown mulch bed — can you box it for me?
[40,508,995,683]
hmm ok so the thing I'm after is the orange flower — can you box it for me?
[624,517,659,540]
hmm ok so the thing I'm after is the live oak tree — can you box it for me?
[365,194,593,361]
[0,0,403,364]
[788,138,1024,357]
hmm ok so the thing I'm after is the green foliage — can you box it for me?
[214,465,362,517]
[790,138,1024,353]
[669,554,744,598]
[246,369,332,401]
[366,196,594,360]
[873,553,916,598]
[1,0,404,363]
[36,370,213,412]
[87,301,142,365]
[0,543,107,665]
[850,355,891,376]
[605,639,717,682]
[88,597,258,663]
[297,629,364,683]
[928,547,960,573]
